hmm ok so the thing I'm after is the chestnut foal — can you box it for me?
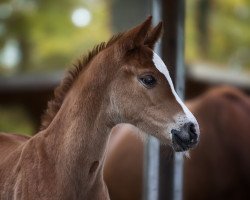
[0,17,199,200]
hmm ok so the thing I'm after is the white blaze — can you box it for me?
[152,51,199,133]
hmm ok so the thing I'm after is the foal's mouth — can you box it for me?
[171,122,199,152]
[171,133,198,152]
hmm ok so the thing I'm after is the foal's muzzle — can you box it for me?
[171,122,199,152]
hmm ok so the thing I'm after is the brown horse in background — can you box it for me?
[104,86,250,200]
[0,17,200,199]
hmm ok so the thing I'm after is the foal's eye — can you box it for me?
[138,75,157,88]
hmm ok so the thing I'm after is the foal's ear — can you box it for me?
[120,16,152,51]
[144,22,163,49]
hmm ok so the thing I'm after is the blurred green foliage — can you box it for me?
[0,0,111,73]
[186,0,250,70]
[0,0,111,134]
[0,105,34,135]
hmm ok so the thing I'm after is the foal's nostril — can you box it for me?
[187,122,198,142]
[188,123,196,134]
[171,122,199,151]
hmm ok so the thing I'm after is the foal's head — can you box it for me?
[104,17,200,151]
[42,17,199,152]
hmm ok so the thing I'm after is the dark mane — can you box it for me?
[40,33,124,130]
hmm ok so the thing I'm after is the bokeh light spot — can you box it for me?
[71,8,92,27]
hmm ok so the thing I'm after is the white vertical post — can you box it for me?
[143,137,160,200]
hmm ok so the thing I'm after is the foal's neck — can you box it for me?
[41,66,114,197]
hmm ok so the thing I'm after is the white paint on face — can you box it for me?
[152,51,199,134]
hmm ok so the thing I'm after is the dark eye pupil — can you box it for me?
[139,75,156,87]
[143,76,154,85]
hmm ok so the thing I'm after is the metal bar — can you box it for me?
[143,0,162,200]
[160,0,186,200]
[144,0,186,199]
[173,1,186,200]
[143,137,160,200]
